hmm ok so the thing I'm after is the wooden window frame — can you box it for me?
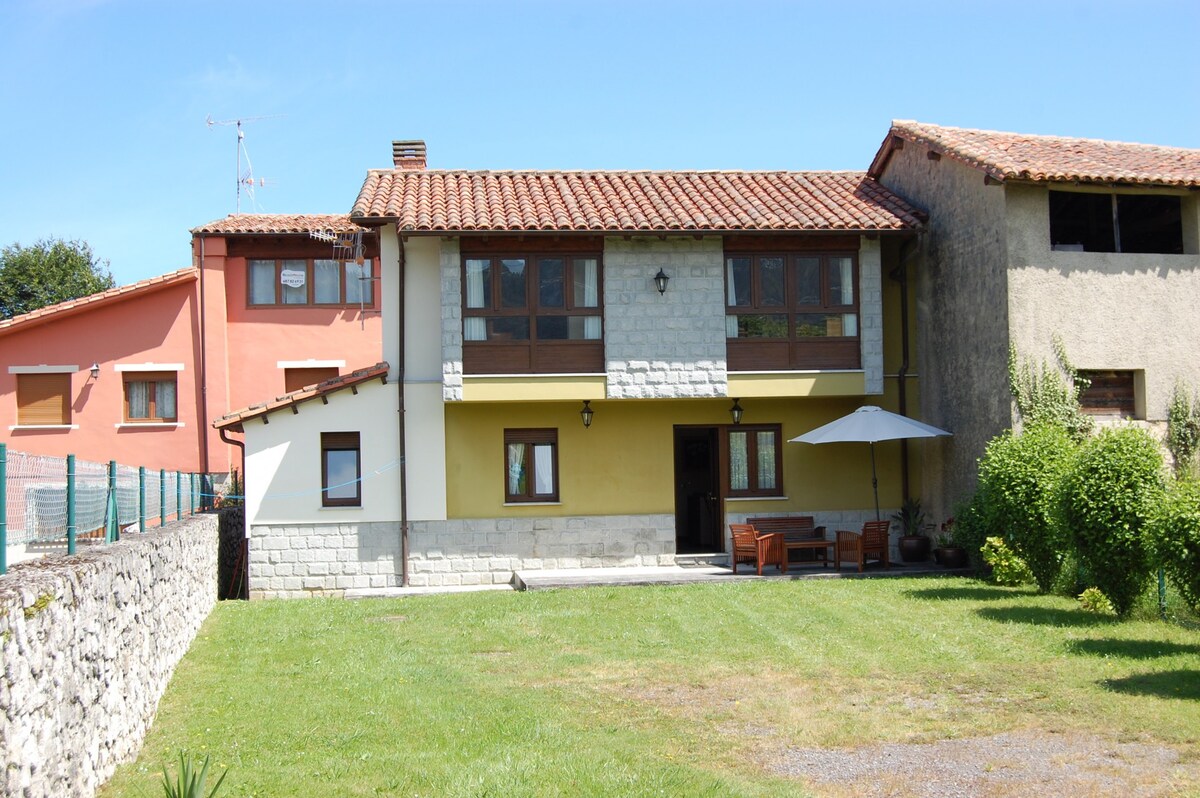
[724,424,784,498]
[1077,369,1140,419]
[1049,191,1184,254]
[123,372,178,423]
[503,428,559,503]
[725,250,860,371]
[321,432,362,507]
[16,373,71,426]
[462,251,604,374]
[284,367,340,394]
[247,258,377,308]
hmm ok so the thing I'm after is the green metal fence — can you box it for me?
[0,442,208,575]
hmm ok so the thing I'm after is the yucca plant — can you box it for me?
[161,752,226,798]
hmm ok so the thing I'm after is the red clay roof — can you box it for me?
[350,171,925,232]
[191,214,369,235]
[0,267,197,338]
[870,120,1200,187]
[214,362,390,431]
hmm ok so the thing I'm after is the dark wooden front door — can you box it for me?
[674,426,722,553]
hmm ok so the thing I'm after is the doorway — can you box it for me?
[673,426,722,553]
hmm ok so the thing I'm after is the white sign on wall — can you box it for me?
[280,269,306,288]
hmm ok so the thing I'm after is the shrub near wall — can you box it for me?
[0,514,218,798]
[1059,426,1166,617]
[1147,478,1200,613]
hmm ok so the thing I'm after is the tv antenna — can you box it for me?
[206,114,282,214]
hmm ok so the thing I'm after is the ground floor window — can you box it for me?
[726,424,782,497]
[124,372,177,423]
[16,373,71,425]
[1077,370,1139,418]
[321,432,361,507]
[505,428,558,502]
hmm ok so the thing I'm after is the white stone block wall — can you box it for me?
[0,515,218,798]
[248,513,677,594]
[603,237,728,398]
[439,237,464,401]
[859,238,885,395]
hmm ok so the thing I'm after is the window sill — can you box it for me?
[318,505,362,511]
[8,424,79,431]
[725,495,788,502]
[115,422,185,429]
[503,501,563,507]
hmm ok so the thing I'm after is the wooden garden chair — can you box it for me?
[729,523,785,575]
[835,519,891,572]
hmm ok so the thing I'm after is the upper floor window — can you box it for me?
[1049,191,1183,254]
[248,258,375,307]
[462,251,603,374]
[725,251,860,371]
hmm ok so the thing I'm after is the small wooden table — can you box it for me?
[781,538,835,572]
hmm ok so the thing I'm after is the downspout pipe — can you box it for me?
[888,237,916,501]
[396,233,410,587]
[198,235,212,506]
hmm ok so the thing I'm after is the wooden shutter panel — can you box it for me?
[285,367,339,393]
[17,373,71,425]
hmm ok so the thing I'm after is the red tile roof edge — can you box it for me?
[191,213,370,235]
[0,267,198,338]
[214,362,390,431]
[869,120,1200,187]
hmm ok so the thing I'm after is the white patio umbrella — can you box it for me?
[789,406,952,521]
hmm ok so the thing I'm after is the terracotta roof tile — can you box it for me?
[351,171,925,232]
[191,214,369,235]
[872,121,1200,187]
[0,267,197,337]
[214,362,390,431]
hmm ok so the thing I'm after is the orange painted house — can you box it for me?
[0,215,381,475]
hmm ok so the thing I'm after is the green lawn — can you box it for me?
[100,578,1200,797]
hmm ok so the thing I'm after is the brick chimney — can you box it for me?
[393,140,427,171]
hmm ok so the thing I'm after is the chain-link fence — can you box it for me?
[1,444,210,573]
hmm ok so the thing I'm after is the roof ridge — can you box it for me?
[893,120,1200,154]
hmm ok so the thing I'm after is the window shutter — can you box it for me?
[17,374,71,425]
[286,367,340,393]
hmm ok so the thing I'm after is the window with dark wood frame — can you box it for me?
[725,250,860,371]
[247,258,376,307]
[284,367,339,394]
[1049,191,1183,254]
[1077,370,1138,418]
[16,373,71,426]
[123,372,178,423]
[321,432,361,507]
[462,251,603,374]
[725,424,783,497]
[503,428,559,503]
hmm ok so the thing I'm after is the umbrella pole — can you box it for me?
[870,441,880,521]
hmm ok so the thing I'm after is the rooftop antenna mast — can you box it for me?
[205,114,282,214]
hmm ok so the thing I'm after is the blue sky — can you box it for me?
[2,0,1198,286]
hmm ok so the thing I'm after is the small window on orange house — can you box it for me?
[123,372,178,423]
[16,373,71,426]
[284,367,339,394]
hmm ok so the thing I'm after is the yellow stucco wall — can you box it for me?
[444,384,925,519]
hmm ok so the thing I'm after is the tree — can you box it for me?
[0,238,115,319]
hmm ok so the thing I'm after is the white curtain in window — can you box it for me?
[583,316,601,340]
[249,261,275,304]
[157,380,177,419]
[756,431,776,491]
[128,381,149,418]
[575,259,598,307]
[834,257,854,305]
[729,432,748,491]
[464,317,487,341]
[465,260,486,309]
[533,444,554,495]
[507,443,527,496]
[726,315,739,338]
[842,313,858,337]
[314,260,340,303]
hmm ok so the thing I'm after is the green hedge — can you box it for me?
[1147,478,1200,613]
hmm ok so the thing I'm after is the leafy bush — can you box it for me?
[162,752,226,798]
[1146,478,1200,613]
[1059,426,1166,616]
[947,499,989,571]
[1007,338,1093,442]
[982,536,1034,585]
[973,422,1078,591]
[1077,587,1116,615]
[1166,383,1200,478]
[891,496,927,537]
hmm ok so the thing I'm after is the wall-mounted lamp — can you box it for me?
[89,362,100,381]
[653,268,670,296]
[730,398,743,425]
[580,400,594,429]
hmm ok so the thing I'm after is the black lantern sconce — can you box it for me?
[580,400,594,429]
[653,268,669,296]
[730,398,743,425]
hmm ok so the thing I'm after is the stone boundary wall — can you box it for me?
[248,513,676,597]
[0,514,218,798]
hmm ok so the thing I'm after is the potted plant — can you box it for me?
[933,517,969,568]
[892,497,931,563]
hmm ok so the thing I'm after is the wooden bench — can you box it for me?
[746,516,832,569]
